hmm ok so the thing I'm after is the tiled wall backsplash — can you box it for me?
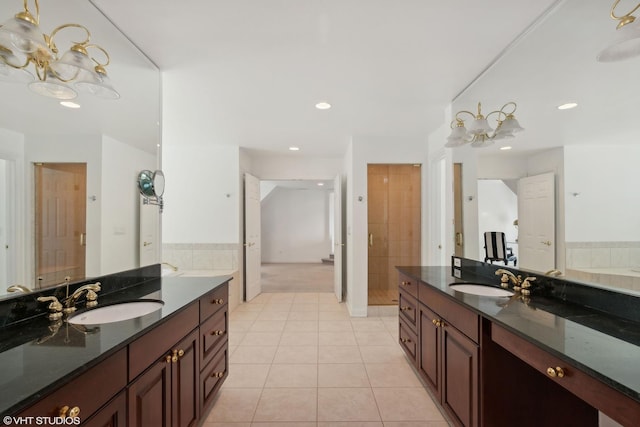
[162,243,240,271]
[566,242,640,269]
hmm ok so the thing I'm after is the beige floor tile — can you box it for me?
[253,388,317,422]
[231,311,261,321]
[279,332,319,346]
[229,332,247,347]
[265,364,318,388]
[273,345,318,364]
[318,346,363,364]
[319,331,357,346]
[288,311,320,321]
[318,363,370,387]
[234,304,265,312]
[285,320,319,332]
[229,320,256,332]
[317,388,381,421]
[290,303,320,312]
[205,388,262,422]
[355,331,397,346]
[268,293,296,303]
[383,422,450,427]
[318,423,383,427]
[294,293,320,303]
[373,388,445,421]
[249,294,273,304]
[351,318,386,331]
[256,311,290,321]
[365,363,423,388]
[319,311,350,320]
[319,303,347,312]
[359,346,408,364]
[319,320,353,332]
[249,320,287,332]
[253,423,316,427]
[230,346,277,364]
[318,293,340,303]
[263,303,293,312]
[240,332,283,346]
[202,422,251,427]
[223,364,270,388]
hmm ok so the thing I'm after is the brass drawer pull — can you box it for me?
[546,366,565,378]
[210,330,225,336]
[432,318,442,327]
[400,281,411,286]
[400,337,412,343]
[211,298,225,304]
[59,405,80,418]
[171,349,185,363]
[400,306,412,311]
[211,371,224,378]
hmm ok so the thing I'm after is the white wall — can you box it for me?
[250,155,342,180]
[565,145,640,242]
[162,144,240,244]
[101,135,157,274]
[261,187,332,263]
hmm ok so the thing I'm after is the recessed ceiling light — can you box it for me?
[315,102,331,110]
[289,146,300,151]
[60,101,80,109]
[557,102,578,110]
[317,182,324,186]
[500,146,512,151]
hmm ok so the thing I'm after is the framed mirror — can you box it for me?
[451,0,640,296]
[0,0,161,298]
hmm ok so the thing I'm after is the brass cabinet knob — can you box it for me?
[59,405,80,418]
[166,355,172,363]
[546,366,565,378]
[211,372,224,378]
[431,318,442,327]
[400,281,411,286]
[211,298,224,304]
[400,337,412,343]
[400,306,412,311]
[210,330,225,336]
[178,349,185,357]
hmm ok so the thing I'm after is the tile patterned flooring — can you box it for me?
[202,292,451,426]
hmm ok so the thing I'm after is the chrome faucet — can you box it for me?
[63,282,101,314]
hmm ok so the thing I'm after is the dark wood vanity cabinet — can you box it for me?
[416,284,479,427]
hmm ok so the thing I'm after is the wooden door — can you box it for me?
[244,172,261,301]
[333,173,343,302]
[128,357,172,427]
[453,163,464,257]
[35,163,86,287]
[173,330,199,427]
[442,324,479,427]
[517,173,555,272]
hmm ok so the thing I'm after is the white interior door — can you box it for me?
[244,173,261,301]
[139,199,159,266]
[333,174,343,302]
[517,173,555,272]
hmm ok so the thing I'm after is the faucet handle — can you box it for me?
[37,296,63,320]
[521,276,537,289]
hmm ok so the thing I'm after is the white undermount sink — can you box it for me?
[449,284,514,297]
[68,300,164,325]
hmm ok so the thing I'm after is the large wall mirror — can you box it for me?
[451,0,640,296]
[0,0,161,299]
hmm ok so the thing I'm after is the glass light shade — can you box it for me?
[29,75,77,99]
[467,117,492,135]
[447,124,468,141]
[75,69,120,99]
[470,136,494,148]
[0,61,33,82]
[50,48,96,81]
[498,116,524,133]
[597,18,640,62]
[444,138,466,148]
[0,16,47,54]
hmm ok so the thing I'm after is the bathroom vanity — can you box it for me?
[0,267,230,426]
[397,263,640,427]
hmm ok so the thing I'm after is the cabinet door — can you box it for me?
[419,305,441,397]
[173,330,200,427]
[442,323,478,427]
[83,391,126,427]
[128,357,172,427]
[201,345,228,414]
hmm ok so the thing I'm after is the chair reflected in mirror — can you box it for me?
[483,231,517,266]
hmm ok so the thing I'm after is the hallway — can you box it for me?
[202,291,451,425]
[261,263,334,293]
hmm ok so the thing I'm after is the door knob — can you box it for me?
[541,241,552,246]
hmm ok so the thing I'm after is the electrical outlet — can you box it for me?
[453,257,461,268]
[453,268,462,278]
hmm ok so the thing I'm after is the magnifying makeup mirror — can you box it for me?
[137,169,165,211]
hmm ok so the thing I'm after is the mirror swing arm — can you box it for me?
[137,169,165,213]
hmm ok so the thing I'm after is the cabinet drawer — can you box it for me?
[399,318,418,366]
[200,346,228,412]
[18,348,127,420]
[129,302,199,381]
[200,283,229,322]
[419,283,479,343]
[398,291,418,332]
[200,307,228,369]
[398,273,418,299]
[491,323,640,427]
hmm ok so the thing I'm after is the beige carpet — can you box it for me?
[261,263,334,293]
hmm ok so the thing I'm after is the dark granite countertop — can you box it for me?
[0,274,231,416]
[397,266,640,404]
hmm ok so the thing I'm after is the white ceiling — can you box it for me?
[89,0,558,157]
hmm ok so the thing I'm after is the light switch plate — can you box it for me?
[453,257,461,267]
[453,268,462,278]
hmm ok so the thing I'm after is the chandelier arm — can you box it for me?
[21,0,40,25]
[485,110,507,123]
[85,44,111,67]
[454,110,476,121]
[49,24,92,53]
[0,49,31,69]
[499,102,517,116]
[610,0,640,20]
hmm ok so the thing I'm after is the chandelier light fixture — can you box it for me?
[597,1,640,62]
[0,0,119,100]
[445,102,524,148]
